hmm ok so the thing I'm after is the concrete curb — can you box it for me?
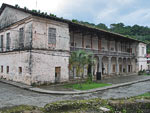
[1,78,150,95]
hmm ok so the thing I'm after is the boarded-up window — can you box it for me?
[6,33,10,51]
[7,66,9,74]
[19,67,22,74]
[48,28,56,45]
[0,35,3,52]
[19,28,24,49]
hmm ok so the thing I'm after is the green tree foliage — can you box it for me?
[96,23,108,30]
[69,50,96,81]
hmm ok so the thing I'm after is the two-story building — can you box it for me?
[0,3,147,85]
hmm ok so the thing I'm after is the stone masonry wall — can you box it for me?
[0,19,33,51]
[0,6,31,29]
[0,51,32,85]
[31,50,70,84]
[32,17,70,51]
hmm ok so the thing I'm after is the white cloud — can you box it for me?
[93,0,139,26]
[0,0,150,26]
[119,9,150,26]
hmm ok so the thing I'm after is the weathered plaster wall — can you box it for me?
[138,43,147,57]
[74,33,82,48]
[31,50,69,84]
[0,19,32,51]
[84,35,91,48]
[110,41,116,51]
[0,7,31,29]
[101,38,108,51]
[137,43,147,71]
[32,17,70,51]
[92,36,98,50]
[0,51,31,84]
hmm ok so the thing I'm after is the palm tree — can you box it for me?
[69,50,96,81]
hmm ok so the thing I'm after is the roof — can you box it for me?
[0,3,147,44]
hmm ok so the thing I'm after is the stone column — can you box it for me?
[108,57,112,75]
[91,55,94,76]
[98,56,103,73]
[126,58,128,73]
[121,57,124,73]
[116,57,119,75]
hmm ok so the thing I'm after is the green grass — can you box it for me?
[144,74,150,76]
[64,82,111,90]
[139,92,150,97]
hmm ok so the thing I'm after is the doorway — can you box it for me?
[119,64,122,73]
[88,65,92,75]
[55,67,61,83]
[113,64,116,73]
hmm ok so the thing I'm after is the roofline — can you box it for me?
[0,3,147,44]
[0,16,32,33]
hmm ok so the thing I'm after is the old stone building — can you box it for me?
[0,3,147,85]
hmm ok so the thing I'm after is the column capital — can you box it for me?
[98,55,103,59]
[116,57,119,60]
[108,56,112,60]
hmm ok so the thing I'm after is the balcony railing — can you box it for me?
[70,47,136,57]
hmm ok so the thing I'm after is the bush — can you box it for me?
[138,70,146,75]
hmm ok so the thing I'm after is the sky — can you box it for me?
[0,0,150,27]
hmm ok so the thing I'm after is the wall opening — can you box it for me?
[19,67,22,74]
[6,66,9,74]
[119,64,122,73]
[113,64,116,73]
[1,66,3,73]
[141,65,143,71]
[55,67,61,83]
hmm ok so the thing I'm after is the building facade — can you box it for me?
[0,3,147,85]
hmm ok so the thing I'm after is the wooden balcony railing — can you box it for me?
[70,47,136,57]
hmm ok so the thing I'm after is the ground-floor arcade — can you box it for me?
[70,55,137,79]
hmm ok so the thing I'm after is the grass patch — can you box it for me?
[144,74,150,76]
[64,82,111,90]
[139,92,150,97]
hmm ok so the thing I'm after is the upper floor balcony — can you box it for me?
[70,46,136,58]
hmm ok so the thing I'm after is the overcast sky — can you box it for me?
[0,0,150,27]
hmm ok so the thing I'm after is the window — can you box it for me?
[6,66,9,74]
[19,28,24,49]
[1,66,3,73]
[71,42,76,47]
[142,47,144,54]
[86,45,90,48]
[48,28,56,45]
[18,67,22,74]
[0,35,3,52]
[6,33,10,51]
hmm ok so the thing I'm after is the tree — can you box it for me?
[96,23,108,30]
[69,50,95,81]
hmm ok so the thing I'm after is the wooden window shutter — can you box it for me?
[48,28,56,45]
